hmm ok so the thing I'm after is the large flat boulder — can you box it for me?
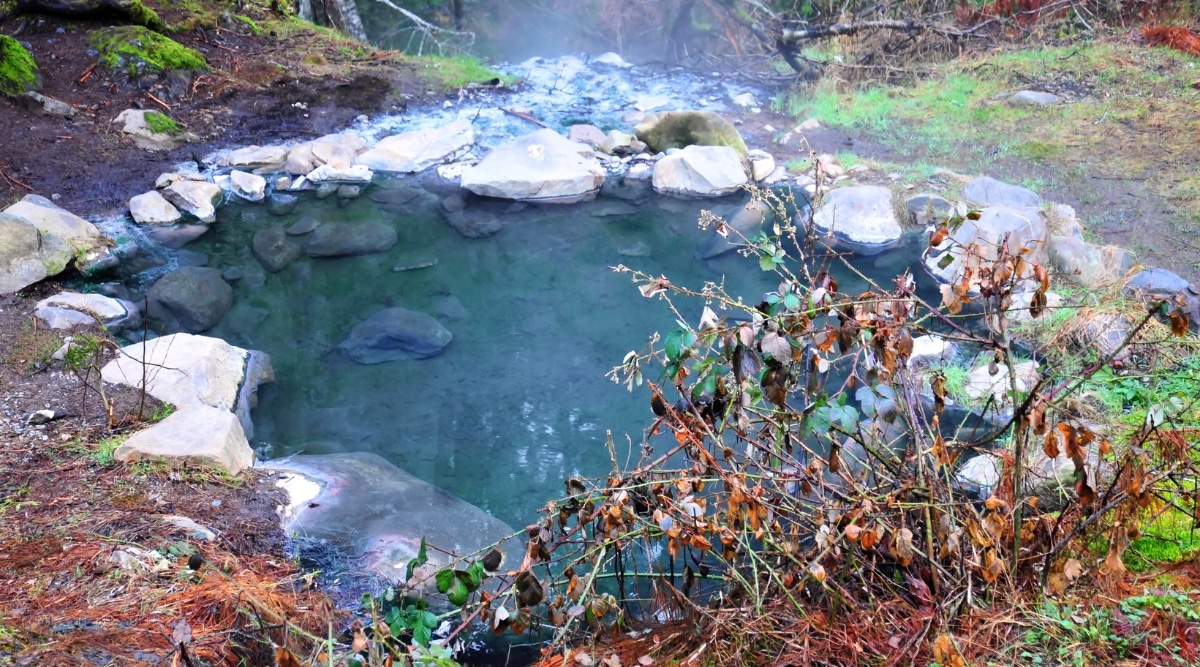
[218,145,290,171]
[35,291,138,331]
[355,119,475,173]
[146,266,233,332]
[115,405,254,475]
[651,145,747,198]
[811,185,902,255]
[338,307,452,364]
[1049,236,1133,287]
[262,452,519,586]
[634,110,747,155]
[460,129,605,203]
[0,214,71,295]
[101,333,274,438]
[3,194,101,250]
[305,222,398,257]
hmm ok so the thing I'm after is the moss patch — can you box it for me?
[86,26,206,79]
[0,35,40,97]
[127,0,166,31]
[144,111,181,135]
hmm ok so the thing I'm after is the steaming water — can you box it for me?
[186,186,928,527]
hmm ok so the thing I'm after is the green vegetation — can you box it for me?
[87,26,207,78]
[781,41,1200,231]
[0,35,39,97]
[144,110,181,135]
[418,54,509,88]
[92,436,124,466]
[234,14,263,35]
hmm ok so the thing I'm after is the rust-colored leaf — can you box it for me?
[930,226,949,247]
[276,648,304,667]
[1075,469,1095,507]
[980,548,1003,582]
[1043,428,1061,459]
[1169,307,1190,337]
[940,283,963,316]
[689,534,712,551]
[933,635,965,667]
[890,528,915,567]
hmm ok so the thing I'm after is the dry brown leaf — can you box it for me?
[891,527,915,567]
[1169,307,1190,337]
[940,283,963,315]
[981,548,1004,583]
[932,634,965,667]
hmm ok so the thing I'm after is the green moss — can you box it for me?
[87,26,206,78]
[144,111,181,135]
[0,35,40,97]
[419,55,511,89]
[126,0,166,31]
[234,14,263,35]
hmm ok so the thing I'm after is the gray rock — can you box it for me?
[746,149,776,182]
[286,217,321,236]
[305,222,398,257]
[285,133,369,175]
[162,181,223,223]
[634,110,747,155]
[112,109,196,151]
[252,228,302,272]
[115,404,254,475]
[811,185,902,255]
[19,91,76,117]
[34,306,97,329]
[129,191,182,225]
[925,206,1050,284]
[1025,441,1113,512]
[230,170,267,202]
[218,145,290,171]
[1007,90,1060,107]
[567,124,607,146]
[267,193,298,216]
[905,193,952,226]
[220,266,244,281]
[960,176,1042,208]
[369,183,426,206]
[338,307,452,364]
[1125,267,1192,295]
[597,130,634,155]
[314,182,339,199]
[0,215,55,295]
[143,224,209,249]
[964,360,1040,405]
[4,194,102,249]
[147,266,234,333]
[355,119,475,173]
[35,292,136,331]
[699,199,773,259]
[337,184,361,200]
[955,453,1001,498]
[652,145,748,198]
[460,129,605,203]
[908,335,959,370]
[440,194,466,213]
[101,332,274,440]
[176,249,209,267]
[1049,236,1133,287]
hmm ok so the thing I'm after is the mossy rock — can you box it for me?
[144,110,181,134]
[12,0,164,30]
[634,110,748,156]
[87,26,206,79]
[0,35,40,97]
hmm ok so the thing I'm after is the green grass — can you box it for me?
[93,436,124,466]
[1125,509,1200,573]
[0,34,39,97]
[418,55,510,89]
[931,361,972,406]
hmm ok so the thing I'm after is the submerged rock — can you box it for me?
[305,221,398,257]
[252,227,302,272]
[146,266,233,332]
[338,307,452,364]
[262,451,520,588]
[460,128,605,203]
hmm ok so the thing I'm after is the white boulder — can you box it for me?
[129,191,182,225]
[162,181,223,223]
[460,129,605,203]
[651,145,748,198]
[355,119,475,173]
[811,185,902,255]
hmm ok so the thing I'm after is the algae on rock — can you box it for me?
[0,35,40,97]
[87,26,206,78]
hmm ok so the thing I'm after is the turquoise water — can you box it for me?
[187,180,924,527]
